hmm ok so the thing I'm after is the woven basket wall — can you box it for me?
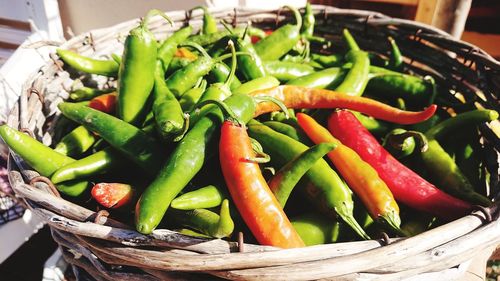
[5,5,500,280]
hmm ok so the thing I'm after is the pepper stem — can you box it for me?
[224,40,237,89]
[195,99,243,126]
[211,199,235,238]
[220,21,236,35]
[424,75,437,106]
[385,130,429,153]
[142,9,173,29]
[180,42,211,59]
[343,29,360,52]
[282,5,303,29]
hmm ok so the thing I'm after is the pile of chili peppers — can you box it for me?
[1,5,498,248]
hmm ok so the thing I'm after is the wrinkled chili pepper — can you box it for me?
[248,120,370,240]
[268,142,336,207]
[254,6,302,60]
[171,184,226,210]
[0,125,89,196]
[297,113,403,233]
[56,49,119,77]
[118,10,172,125]
[135,94,256,234]
[220,119,304,248]
[248,85,437,124]
[327,109,472,219]
[58,102,165,176]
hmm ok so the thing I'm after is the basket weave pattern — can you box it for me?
[5,5,500,280]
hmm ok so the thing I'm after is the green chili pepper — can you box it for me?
[208,63,242,90]
[232,33,267,80]
[291,213,340,245]
[263,120,312,146]
[269,143,336,207]
[179,80,208,112]
[118,10,172,125]
[300,2,315,38]
[176,228,211,238]
[287,67,345,89]
[388,36,403,72]
[0,125,89,196]
[351,111,391,137]
[426,109,498,139]
[169,199,234,238]
[264,61,315,82]
[53,125,97,157]
[69,87,115,102]
[56,49,119,77]
[310,53,344,68]
[171,184,226,210]
[157,26,193,71]
[166,57,195,75]
[247,120,370,240]
[335,52,370,96]
[135,94,256,234]
[255,6,302,60]
[152,61,188,142]
[232,76,280,95]
[190,6,218,35]
[51,146,124,184]
[382,128,428,159]
[58,102,165,176]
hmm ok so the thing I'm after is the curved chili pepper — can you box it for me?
[169,199,234,238]
[157,26,193,71]
[247,120,370,240]
[152,60,187,142]
[286,67,345,89]
[268,142,336,207]
[179,79,207,112]
[69,87,115,102]
[342,29,360,51]
[118,10,172,125]
[190,6,218,35]
[335,50,370,96]
[327,110,472,219]
[311,53,344,68]
[171,184,226,210]
[56,49,119,77]
[254,6,302,60]
[248,85,437,124]
[264,61,315,82]
[208,63,242,90]
[291,213,340,246]
[425,109,498,139]
[220,120,304,248]
[135,94,256,234]
[89,92,117,114]
[0,125,89,196]
[58,102,165,176]
[54,125,97,157]
[388,36,403,71]
[233,76,280,95]
[297,113,402,233]
[51,146,125,184]
[300,2,315,38]
[382,128,428,159]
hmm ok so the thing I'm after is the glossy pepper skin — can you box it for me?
[118,10,172,125]
[190,6,218,35]
[56,49,119,77]
[248,85,437,124]
[0,125,89,197]
[88,92,117,114]
[233,76,280,95]
[231,34,267,81]
[135,94,256,234]
[247,120,370,240]
[287,67,345,89]
[69,87,115,102]
[268,142,336,207]
[58,102,165,176]
[171,185,225,210]
[300,2,315,38]
[220,120,305,248]
[327,110,472,219]
[297,113,402,232]
[264,61,315,82]
[254,6,302,60]
[54,125,96,157]
[157,26,193,71]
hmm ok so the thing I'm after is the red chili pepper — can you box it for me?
[296,113,402,232]
[91,182,134,209]
[219,120,304,248]
[327,110,471,219]
[89,92,117,114]
[248,85,437,124]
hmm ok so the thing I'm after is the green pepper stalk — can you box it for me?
[0,125,89,197]
[118,9,173,125]
[56,49,119,77]
[255,6,303,60]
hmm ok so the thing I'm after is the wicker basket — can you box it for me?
[5,5,500,280]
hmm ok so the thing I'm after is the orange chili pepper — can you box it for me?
[296,112,402,232]
[248,85,436,125]
[219,120,305,248]
[174,47,198,60]
[89,92,117,114]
